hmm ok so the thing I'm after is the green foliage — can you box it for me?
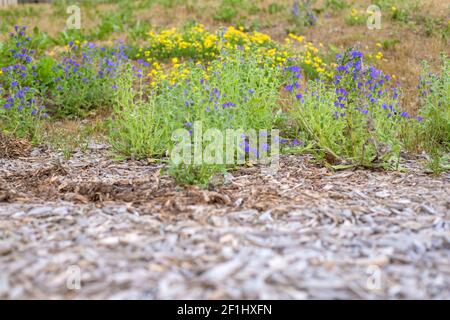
[108,50,285,185]
[168,163,225,187]
[324,0,349,11]
[417,16,450,39]
[381,39,400,50]
[345,8,367,26]
[35,56,58,90]
[90,8,134,40]
[0,91,42,140]
[129,20,153,41]
[417,57,450,150]
[213,0,260,23]
[0,27,44,139]
[390,7,410,23]
[48,43,127,118]
[108,66,169,159]
[289,51,406,168]
[290,0,317,27]
[53,29,87,47]
[415,56,450,173]
[268,3,284,15]
[214,4,239,23]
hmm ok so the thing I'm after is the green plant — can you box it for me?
[168,163,225,187]
[35,56,59,91]
[291,0,317,27]
[390,7,410,23]
[129,20,153,41]
[426,150,450,174]
[108,66,170,159]
[109,50,285,185]
[381,39,400,50]
[53,29,86,47]
[49,42,127,118]
[213,0,260,23]
[268,3,284,15]
[416,16,450,39]
[415,56,450,173]
[289,50,407,168]
[345,8,367,26]
[0,27,45,140]
[214,5,238,23]
[325,0,349,11]
[158,0,185,9]
[90,9,134,40]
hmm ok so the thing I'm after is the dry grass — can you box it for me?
[37,115,107,155]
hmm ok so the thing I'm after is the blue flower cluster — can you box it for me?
[331,50,404,119]
[1,26,45,120]
[50,40,132,116]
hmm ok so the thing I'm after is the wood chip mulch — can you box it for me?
[0,146,449,299]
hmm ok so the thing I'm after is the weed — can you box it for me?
[268,3,284,15]
[291,0,317,27]
[345,8,367,26]
[324,0,349,11]
[108,68,170,159]
[289,50,409,167]
[49,41,128,118]
[0,27,45,140]
[414,56,450,173]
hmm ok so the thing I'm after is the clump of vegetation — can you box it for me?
[267,3,285,15]
[416,56,450,173]
[290,0,317,27]
[213,0,260,23]
[345,7,368,26]
[108,64,169,160]
[324,0,349,11]
[109,49,285,184]
[48,41,129,118]
[289,49,410,168]
[0,26,46,140]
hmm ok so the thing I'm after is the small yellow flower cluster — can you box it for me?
[367,49,386,64]
[143,25,333,86]
[285,33,304,44]
[222,26,272,47]
[142,24,278,62]
[285,34,332,78]
[375,51,383,60]
[255,47,289,68]
[147,59,191,87]
[346,7,368,25]
[302,42,331,76]
[141,25,218,61]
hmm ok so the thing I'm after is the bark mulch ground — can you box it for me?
[0,145,449,299]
